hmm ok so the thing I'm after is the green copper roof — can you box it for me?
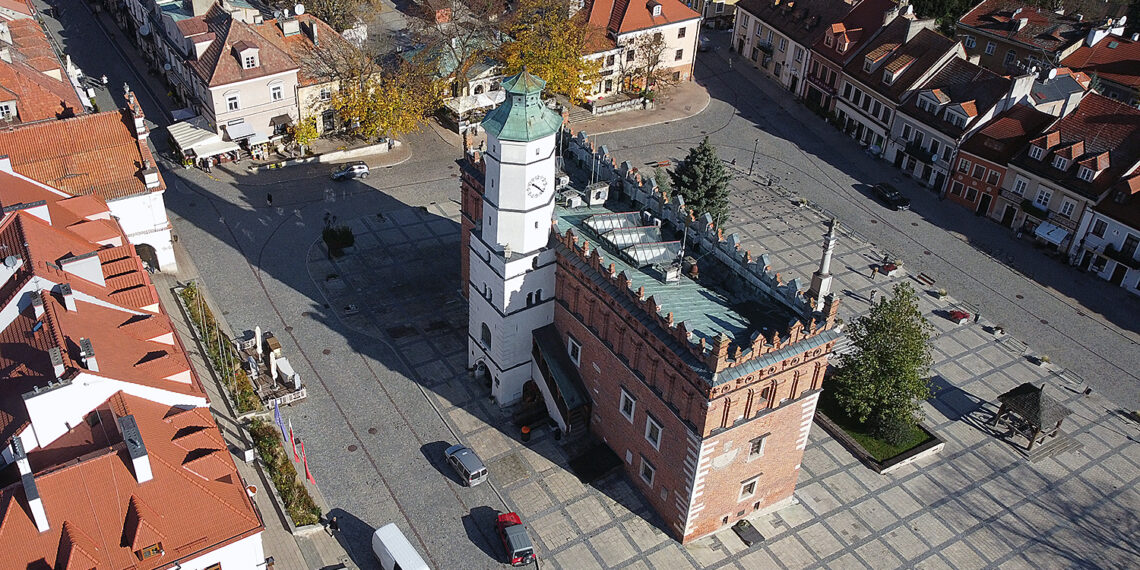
[481,70,563,142]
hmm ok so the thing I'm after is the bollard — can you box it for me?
[521,425,531,443]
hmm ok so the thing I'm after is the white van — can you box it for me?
[371,523,430,570]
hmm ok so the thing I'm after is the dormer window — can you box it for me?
[837,41,849,54]
[944,111,967,128]
[1052,155,1069,171]
[917,96,938,114]
[648,0,662,16]
[883,69,897,85]
[824,34,834,47]
[863,57,873,72]
[234,41,259,69]
[1029,145,1045,160]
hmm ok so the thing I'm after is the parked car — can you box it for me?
[332,161,370,180]
[443,444,488,487]
[698,35,711,52]
[495,512,535,567]
[872,182,910,211]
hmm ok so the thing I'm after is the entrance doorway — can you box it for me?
[894,152,904,168]
[1001,205,1017,228]
[789,76,798,93]
[977,194,992,216]
[933,171,946,193]
[1110,263,1128,285]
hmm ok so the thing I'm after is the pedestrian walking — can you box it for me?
[266,192,273,206]
[101,75,108,86]
[327,515,339,536]
[974,311,981,324]
[870,266,878,280]
[869,290,877,303]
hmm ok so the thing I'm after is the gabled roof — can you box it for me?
[0,18,83,123]
[1010,93,1140,200]
[1061,33,1140,90]
[582,0,700,38]
[0,394,263,569]
[1093,172,1140,230]
[957,0,1123,55]
[902,57,1012,139]
[185,4,298,88]
[0,109,164,201]
[843,18,957,102]
[737,0,862,50]
[959,103,1055,163]
[251,15,348,87]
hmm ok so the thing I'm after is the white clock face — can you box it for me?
[527,175,548,199]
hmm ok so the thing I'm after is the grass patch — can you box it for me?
[249,419,321,526]
[817,392,933,462]
[179,283,261,413]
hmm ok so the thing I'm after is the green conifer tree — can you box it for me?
[670,137,733,226]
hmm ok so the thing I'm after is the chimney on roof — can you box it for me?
[305,20,319,46]
[78,338,98,372]
[48,346,65,379]
[11,438,50,533]
[141,160,161,189]
[1017,17,1028,31]
[31,291,44,318]
[1087,27,1110,47]
[883,5,900,27]
[279,17,301,37]
[60,253,106,287]
[904,15,925,42]
[0,21,11,46]
[58,283,76,311]
[117,415,153,483]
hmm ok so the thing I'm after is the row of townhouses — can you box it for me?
[0,1,267,566]
[733,0,1140,294]
[110,0,346,141]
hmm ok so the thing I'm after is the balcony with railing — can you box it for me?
[906,140,936,163]
[1104,244,1140,270]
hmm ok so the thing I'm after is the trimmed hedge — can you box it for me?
[179,283,261,413]
[249,419,321,526]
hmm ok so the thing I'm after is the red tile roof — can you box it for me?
[957,0,1121,55]
[583,0,699,38]
[0,394,262,569]
[960,103,1056,163]
[843,19,957,102]
[252,15,348,87]
[0,110,164,201]
[1061,34,1140,89]
[1011,93,1140,200]
[738,0,863,52]
[185,5,299,88]
[902,58,1011,139]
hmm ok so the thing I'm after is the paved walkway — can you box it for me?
[152,244,357,569]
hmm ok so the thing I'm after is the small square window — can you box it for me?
[1092,219,1108,237]
[567,336,581,366]
[645,416,662,449]
[740,478,758,499]
[675,48,684,61]
[748,435,767,458]
[972,164,986,179]
[958,158,971,174]
[619,389,636,422]
[965,187,978,202]
[1029,146,1044,160]
[986,170,1000,185]
[640,457,656,486]
[985,41,996,55]
[950,181,964,196]
[1012,177,1028,195]
[678,27,686,39]
[138,543,162,560]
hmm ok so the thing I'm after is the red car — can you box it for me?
[495,511,535,566]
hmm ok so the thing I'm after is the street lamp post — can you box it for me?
[748,138,760,176]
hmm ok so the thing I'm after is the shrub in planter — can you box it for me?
[873,413,915,447]
[322,224,355,257]
[249,419,321,526]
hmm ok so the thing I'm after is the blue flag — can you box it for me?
[274,400,287,441]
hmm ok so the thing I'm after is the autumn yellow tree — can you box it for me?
[498,0,602,103]
[289,116,320,152]
[331,59,442,141]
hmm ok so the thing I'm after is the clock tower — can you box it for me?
[467,71,564,406]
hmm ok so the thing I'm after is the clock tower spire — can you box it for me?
[467,70,563,406]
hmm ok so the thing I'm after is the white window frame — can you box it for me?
[963,35,976,49]
[1052,155,1069,170]
[567,336,582,366]
[740,477,759,500]
[270,84,283,101]
[1012,176,1028,196]
[1058,198,1076,218]
[1091,218,1108,237]
[1077,166,1094,182]
[320,87,332,101]
[1034,188,1053,208]
[639,457,656,486]
[1029,145,1045,160]
[243,53,257,69]
[902,124,912,141]
[619,388,636,422]
[985,41,996,55]
[863,58,873,73]
[0,103,13,120]
[958,158,971,174]
[824,34,834,47]
[225,93,240,112]
[644,415,663,450]
[748,434,767,458]
[777,37,788,52]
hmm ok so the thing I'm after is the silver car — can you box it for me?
[444,444,488,487]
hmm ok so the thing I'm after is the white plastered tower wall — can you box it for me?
[467,71,564,407]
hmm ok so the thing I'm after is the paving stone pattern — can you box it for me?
[308,190,1140,569]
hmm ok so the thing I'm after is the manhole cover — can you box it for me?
[1040,319,1049,325]
[347,445,357,452]
[368,427,377,435]
[870,219,878,224]
[322,349,331,355]
[911,222,919,226]
[284,326,293,332]
[923,251,931,255]
[1016,294,1024,299]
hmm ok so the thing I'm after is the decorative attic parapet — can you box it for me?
[557,129,843,382]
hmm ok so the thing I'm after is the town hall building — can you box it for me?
[460,71,842,543]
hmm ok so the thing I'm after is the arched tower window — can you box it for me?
[535,289,543,302]
[481,323,492,348]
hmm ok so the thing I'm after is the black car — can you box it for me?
[872,182,910,211]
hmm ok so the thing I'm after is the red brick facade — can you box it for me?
[552,231,836,542]
[459,155,485,301]
[948,151,1005,216]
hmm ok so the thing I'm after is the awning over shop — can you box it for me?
[225,122,256,140]
[171,107,197,121]
[167,118,219,153]
[248,132,271,145]
[1034,221,1069,246]
[194,139,241,159]
[445,90,506,115]
[269,114,293,127]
